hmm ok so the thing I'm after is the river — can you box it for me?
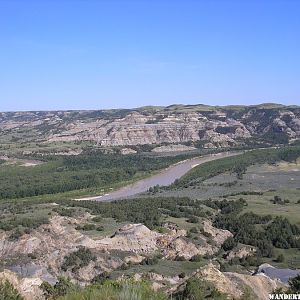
[75,151,241,202]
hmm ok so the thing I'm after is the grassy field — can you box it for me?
[236,189,300,226]
[152,155,300,270]
[155,154,300,201]
[263,248,300,269]
[79,217,128,239]
[164,216,210,232]
[110,259,207,279]
[0,140,92,156]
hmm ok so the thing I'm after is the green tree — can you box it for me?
[222,237,237,251]
[276,254,285,263]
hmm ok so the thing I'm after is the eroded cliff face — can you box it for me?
[0,216,282,300]
[0,104,299,149]
[191,263,281,300]
[0,216,231,273]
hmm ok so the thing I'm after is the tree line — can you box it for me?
[174,145,300,188]
[207,198,300,257]
[0,152,194,200]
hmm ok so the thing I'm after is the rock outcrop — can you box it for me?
[120,147,137,155]
[202,220,233,246]
[193,263,281,300]
[0,217,232,284]
[97,223,160,253]
[1,104,299,149]
[151,144,197,153]
[226,245,256,260]
[0,214,285,299]
[0,269,43,300]
[0,215,99,282]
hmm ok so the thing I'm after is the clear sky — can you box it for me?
[0,0,299,111]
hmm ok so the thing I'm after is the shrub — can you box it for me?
[289,275,300,293]
[222,237,237,251]
[187,216,198,223]
[41,277,78,299]
[61,247,96,272]
[91,216,102,222]
[0,280,23,300]
[177,278,227,300]
[91,272,110,285]
[53,207,77,217]
[140,257,158,265]
[189,227,198,234]
[96,226,104,231]
[276,254,285,263]
[190,254,202,262]
[76,223,96,231]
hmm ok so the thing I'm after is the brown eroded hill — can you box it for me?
[0,103,299,150]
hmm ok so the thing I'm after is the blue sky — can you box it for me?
[0,0,299,111]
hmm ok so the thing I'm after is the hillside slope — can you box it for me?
[0,103,299,148]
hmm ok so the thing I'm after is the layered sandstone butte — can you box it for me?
[0,103,299,148]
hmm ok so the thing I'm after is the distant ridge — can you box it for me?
[0,103,299,150]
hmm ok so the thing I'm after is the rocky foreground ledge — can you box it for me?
[0,215,289,300]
